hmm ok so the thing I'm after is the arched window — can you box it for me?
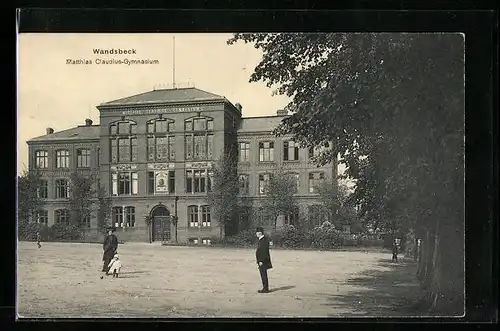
[147,117,175,161]
[184,116,214,160]
[109,120,137,163]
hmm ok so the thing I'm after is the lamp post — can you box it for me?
[174,196,179,243]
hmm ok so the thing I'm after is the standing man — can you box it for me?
[102,227,118,274]
[255,227,273,293]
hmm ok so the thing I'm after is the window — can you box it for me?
[202,238,211,245]
[239,174,249,195]
[147,118,175,161]
[147,171,175,195]
[77,149,91,168]
[55,209,69,225]
[239,142,250,162]
[308,172,325,193]
[309,145,327,159]
[284,206,300,226]
[288,173,300,194]
[125,206,135,227]
[36,210,48,226]
[56,150,70,168]
[111,172,138,196]
[188,205,199,227]
[109,121,137,163]
[238,207,251,230]
[201,205,211,227]
[112,207,124,228]
[55,179,69,198]
[38,180,48,199]
[308,205,327,226]
[259,173,272,195]
[184,117,214,160]
[259,142,274,162]
[80,212,91,228]
[284,141,299,161]
[112,206,135,228]
[189,237,199,244]
[185,170,210,193]
[35,150,48,169]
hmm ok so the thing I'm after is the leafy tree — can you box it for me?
[68,171,96,228]
[314,181,354,228]
[228,33,464,313]
[207,151,240,238]
[17,170,44,239]
[260,168,298,231]
[96,184,112,234]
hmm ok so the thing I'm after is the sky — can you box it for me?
[17,33,349,181]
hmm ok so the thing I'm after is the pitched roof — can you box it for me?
[27,125,100,143]
[99,87,225,106]
[238,115,287,133]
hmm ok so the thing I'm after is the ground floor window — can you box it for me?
[201,238,211,245]
[112,206,136,227]
[188,237,199,244]
[188,205,199,227]
[36,210,48,226]
[55,209,69,225]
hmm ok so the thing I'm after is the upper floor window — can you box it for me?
[284,140,299,161]
[56,150,70,168]
[55,209,70,225]
[238,174,249,195]
[259,173,272,195]
[185,134,214,161]
[37,179,48,199]
[55,179,69,199]
[308,172,325,193]
[110,120,138,163]
[259,141,274,162]
[77,149,91,168]
[185,117,214,132]
[147,118,176,161]
[35,150,48,169]
[111,172,138,196]
[239,142,250,162]
[186,169,212,193]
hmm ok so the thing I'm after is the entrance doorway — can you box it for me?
[151,205,171,242]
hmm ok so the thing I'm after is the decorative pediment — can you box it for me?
[111,164,138,171]
[148,163,175,170]
[185,162,213,169]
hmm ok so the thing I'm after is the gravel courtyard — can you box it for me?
[17,241,423,318]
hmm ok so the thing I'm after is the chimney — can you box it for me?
[85,118,93,126]
[46,127,54,135]
[234,103,242,112]
[276,109,288,116]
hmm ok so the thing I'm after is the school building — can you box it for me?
[26,88,337,244]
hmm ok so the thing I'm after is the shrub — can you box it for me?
[212,229,256,247]
[306,225,342,250]
[271,225,307,249]
[18,222,41,241]
[50,223,83,241]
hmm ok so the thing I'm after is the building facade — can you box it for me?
[26,88,337,244]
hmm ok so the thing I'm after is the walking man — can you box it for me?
[255,227,273,293]
[102,227,118,274]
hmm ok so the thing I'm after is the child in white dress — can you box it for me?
[107,253,122,278]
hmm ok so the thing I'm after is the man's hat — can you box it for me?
[256,227,264,233]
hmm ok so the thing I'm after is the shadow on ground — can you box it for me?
[324,257,428,317]
[270,285,296,293]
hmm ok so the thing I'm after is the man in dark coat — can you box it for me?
[391,240,399,263]
[102,227,118,274]
[255,227,273,293]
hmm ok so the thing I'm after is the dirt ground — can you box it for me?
[17,241,425,318]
